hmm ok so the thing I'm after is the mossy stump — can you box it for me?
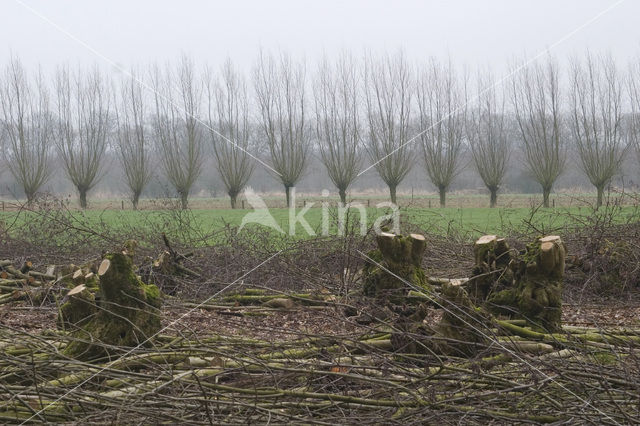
[391,283,488,357]
[433,282,488,356]
[362,232,430,303]
[468,235,514,303]
[57,284,97,330]
[487,235,566,332]
[62,252,162,361]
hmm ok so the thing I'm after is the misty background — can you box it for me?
[1,0,640,201]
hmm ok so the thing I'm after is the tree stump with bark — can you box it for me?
[362,232,430,303]
[467,235,514,303]
[391,282,488,356]
[487,235,566,332]
[56,284,96,330]
[62,251,162,361]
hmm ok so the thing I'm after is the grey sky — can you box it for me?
[2,0,639,75]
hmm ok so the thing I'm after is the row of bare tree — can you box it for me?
[0,52,637,209]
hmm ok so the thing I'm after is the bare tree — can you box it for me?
[364,52,413,204]
[628,57,640,171]
[151,57,204,209]
[417,59,465,207]
[569,53,626,207]
[466,72,510,207]
[0,58,54,203]
[113,70,152,209]
[254,51,308,207]
[55,66,110,209]
[205,59,254,209]
[313,53,361,205]
[510,58,565,208]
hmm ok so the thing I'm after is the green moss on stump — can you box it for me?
[487,236,566,332]
[467,235,514,303]
[391,283,488,357]
[362,233,430,303]
[433,283,488,356]
[62,252,162,361]
[57,285,96,330]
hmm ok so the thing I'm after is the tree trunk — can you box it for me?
[229,192,238,209]
[338,188,347,206]
[179,192,188,210]
[438,186,446,208]
[596,185,604,208]
[542,187,551,208]
[132,192,140,210]
[389,185,397,205]
[489,187,498,208]
[25,190,35,203]
[25,191,36,206]
[79,188,88,209]
[285,185,292,208]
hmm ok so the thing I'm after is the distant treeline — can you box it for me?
[0,51,638,208]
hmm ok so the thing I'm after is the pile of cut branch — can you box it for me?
[1,298,639,424]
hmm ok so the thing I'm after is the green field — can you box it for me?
[4,204,638,244]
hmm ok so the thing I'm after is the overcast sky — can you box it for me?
[2,0,639,76]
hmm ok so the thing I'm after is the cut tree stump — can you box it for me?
[487,235,566,332]
[432,282,488,356]
[57,284,96,330]
[362,232,430,303]
[62,251,162,361]
[468,235,514,302]
[391,282,487,356]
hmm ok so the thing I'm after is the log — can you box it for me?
[28,270,56,281]
[263,298,295,310]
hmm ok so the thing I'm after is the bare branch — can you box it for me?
[54,66,110,209]
[364,51,413,204]
[627,56,640,172]
[417,58,465,207]
[313,53,362,205]
[569,53,627,207]
[510,57,566,207]
[150,56,205,209]
[253,52,308,207]
[466,71,511,207]
[113,69,152,209]
[0,57,54,202]
[205,58,254,209]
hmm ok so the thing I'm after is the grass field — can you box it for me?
[2,191,637,211]
[4,203,638,243]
